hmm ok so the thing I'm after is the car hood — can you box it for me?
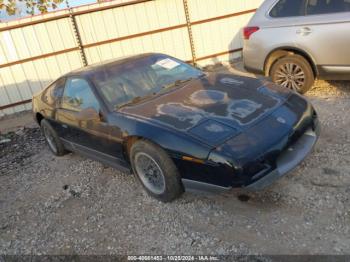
[119,73,292,146]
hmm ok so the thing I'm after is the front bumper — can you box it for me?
[245,124,320,190]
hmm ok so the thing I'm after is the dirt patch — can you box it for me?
[0,111,35,134]
[0,128,45,176]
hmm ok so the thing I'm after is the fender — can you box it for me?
[264,46,318,77]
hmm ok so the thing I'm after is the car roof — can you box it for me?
[62,52,159,78]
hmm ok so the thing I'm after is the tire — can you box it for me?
[270,54,315,94]
[130,140,184,202]
[40,119,67,156]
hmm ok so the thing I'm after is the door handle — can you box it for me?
[296,27,312,36]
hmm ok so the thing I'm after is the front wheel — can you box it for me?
[270,54,315,94]
[130,140,184,202]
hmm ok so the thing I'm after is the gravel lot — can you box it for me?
[0,66,350,256]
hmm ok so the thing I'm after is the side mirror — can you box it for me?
[76,107,101,122]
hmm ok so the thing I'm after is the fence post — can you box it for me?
[182,0,197,66]
[66,1,88,66]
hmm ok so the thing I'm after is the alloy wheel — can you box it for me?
[134,152,166,195]
[274,63,305,92]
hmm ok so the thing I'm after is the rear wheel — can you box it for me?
[270,54,315,94]
[130,140,183,202]
[40,119,67,156]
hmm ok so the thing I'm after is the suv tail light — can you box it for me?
[243,26,259,40]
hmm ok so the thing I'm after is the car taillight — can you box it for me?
[243,26,259,40]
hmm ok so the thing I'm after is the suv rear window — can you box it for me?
[270,0,306,17]
[306,0,350,15]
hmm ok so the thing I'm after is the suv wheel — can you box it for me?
[270,54,315,94]
[130,140,184,202]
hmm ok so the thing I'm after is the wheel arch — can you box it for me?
[264,47,318,77]
[123,135,141,163]
[35,112,44,125]
[122,135,164,164]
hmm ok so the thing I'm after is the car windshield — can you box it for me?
[90,54,204,109]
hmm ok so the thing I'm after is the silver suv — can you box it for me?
[243,0,350,93]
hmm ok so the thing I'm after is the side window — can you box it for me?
[51,78,66,99]
[61,78,100,112]
[270,0,306,17]
[306,0,350,15]
[42,78,65,106]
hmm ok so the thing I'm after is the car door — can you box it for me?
[55,77,128,169]
[294,0,350,68]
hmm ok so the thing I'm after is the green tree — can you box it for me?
[0,0,64,16]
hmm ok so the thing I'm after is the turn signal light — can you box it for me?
[182,156,205,164]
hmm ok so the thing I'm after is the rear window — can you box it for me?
[270,0,306,17]
[306,0,350,15]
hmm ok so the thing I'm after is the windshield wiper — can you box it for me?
[161,77,194,90]
[116,96,149,110]
[117,78,195,109]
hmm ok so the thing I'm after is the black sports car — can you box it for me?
[32,53,320,202]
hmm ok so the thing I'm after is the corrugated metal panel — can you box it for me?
[0,14,80,116]
[77,0,190,64]
[0,50,83,116]
[188,0,263,22]
[0,17,76,63]
[84,27,191,65]
[189,0,263,62]
[0,73,16,116]
[192,13,255,58]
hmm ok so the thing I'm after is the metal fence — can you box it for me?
[0,0,262,116]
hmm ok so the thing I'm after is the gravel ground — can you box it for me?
[0,73,350,256]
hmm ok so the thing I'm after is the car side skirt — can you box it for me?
[61,138,131,174]
[317,65,350,80]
